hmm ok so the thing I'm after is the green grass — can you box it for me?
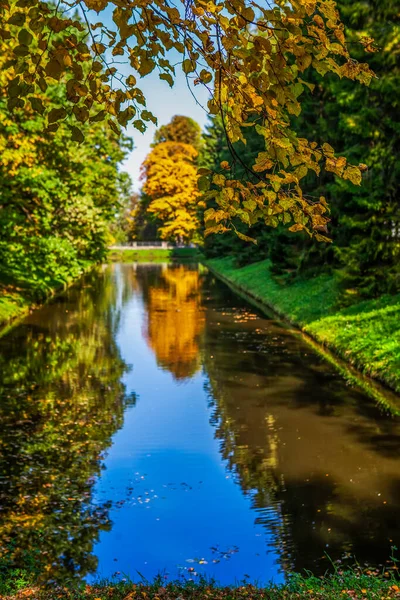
[0,293,30,327]
[2,568,400,599]
[108,247,203,263]
[2,545,400,599]
[206,258,400,397]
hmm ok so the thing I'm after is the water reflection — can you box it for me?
[202,284,400,573]
[135,264,205,380]
[0,268,134,584]
[0,264,399,587]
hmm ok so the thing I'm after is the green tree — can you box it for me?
[153,115,202,152]
[327,0,400,298]
[0,36,132,299]
[288,0,400,298]
[200,0,400,299]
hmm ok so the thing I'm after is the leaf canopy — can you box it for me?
[0,0,375,238]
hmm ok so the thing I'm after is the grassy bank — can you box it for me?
[0,292,31,328]
[108,247,203,262]
[2,569,400,600]
[206,258,400,397]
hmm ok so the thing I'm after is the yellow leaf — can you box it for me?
[253,153,274,172]
[237,231,257,244]
[343,165,362,185]
[289,223,305,233]
[213,174,226,186]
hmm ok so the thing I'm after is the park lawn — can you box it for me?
[108,248,203,262]
[206,258,400,396]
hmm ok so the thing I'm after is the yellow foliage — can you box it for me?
[142,142,200,243]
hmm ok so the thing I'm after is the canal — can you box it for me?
[0,263,399,586]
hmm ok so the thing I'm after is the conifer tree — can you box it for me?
[295,0,400,298]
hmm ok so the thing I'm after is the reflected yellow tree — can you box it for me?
[0,268,134,585]
[139,265,205,380]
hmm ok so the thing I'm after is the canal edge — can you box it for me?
[204,261,400,416]
[0,263,98,340]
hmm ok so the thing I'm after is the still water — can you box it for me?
[0,263,399,586]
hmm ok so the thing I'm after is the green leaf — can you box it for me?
[18,29,33,45]
[141,110,157,124]
[200,69,212,84]
[13,44,29,57]
[182,59,195,74]
[90,110,106,123]
[117,106,135,127]
[108,119,120,135]
[30,97,45,114]
[8,12,25,25]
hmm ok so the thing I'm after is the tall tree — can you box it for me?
[288,0,400,297]
[327,0,400,298]
[200,0,400,299]
[0,35,132,298]
[141,141,200,243]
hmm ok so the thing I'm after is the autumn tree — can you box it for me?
[141,139,200,244]
[0,0,376,241]
[153,115,202,151]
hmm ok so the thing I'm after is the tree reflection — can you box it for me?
[202,282,400,575]
[0,268,134,585]
[136,264,205,380]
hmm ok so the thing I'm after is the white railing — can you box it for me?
[110,241,198,250]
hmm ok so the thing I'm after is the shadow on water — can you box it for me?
[0,263,399,586]
[202,273,400,573]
